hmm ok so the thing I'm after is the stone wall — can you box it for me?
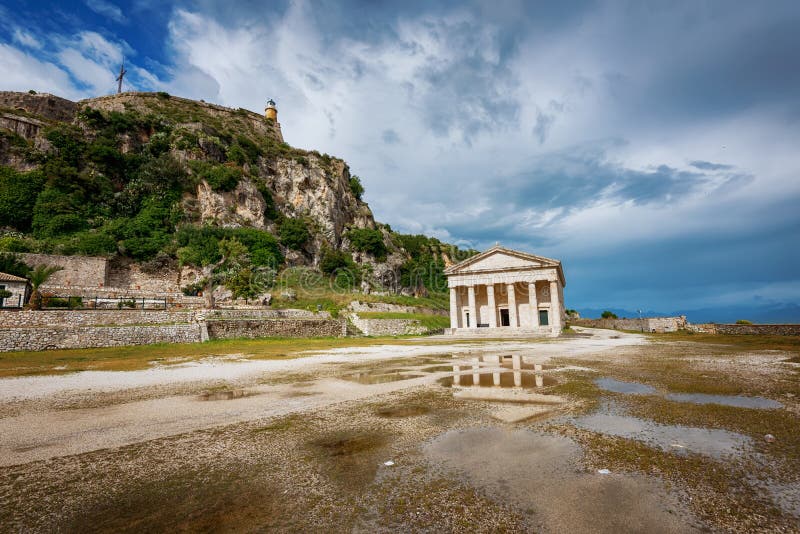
[348,315,428,336]
[0,324,201,352]
[571,316,687,333]
[347,300,448,316]
[0,92,78,122]
[0,113,46,140]
[20,253,109,288]
[205,309,327,320]
[0,309,197,328]
[686,323,800,336]
[206,319,345,339]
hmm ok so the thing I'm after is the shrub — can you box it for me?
[735,319,753,325]
[227,228,282,267]
[156,91,171,99]
[191,162,242,192]
[280,218,310,250]
[347,228,386,260]
[319,248,356,276]
[601,310,618,319]
[349,175,364,200]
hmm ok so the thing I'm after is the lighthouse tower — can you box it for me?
[265,99,278,121]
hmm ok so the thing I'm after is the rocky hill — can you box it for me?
[0,91,474,301]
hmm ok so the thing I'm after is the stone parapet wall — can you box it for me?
[0,92,78,122]
[206,319,345,339]
[687,323,800,336]
[0,324,201,352]
[348,315,428,336]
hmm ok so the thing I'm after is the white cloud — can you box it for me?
[0,44,82,99]
[85,0,126,23]
[12,28,42,49]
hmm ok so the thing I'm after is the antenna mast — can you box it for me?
[116,60,127,94]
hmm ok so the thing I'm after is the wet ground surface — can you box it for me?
[1,327,799,533]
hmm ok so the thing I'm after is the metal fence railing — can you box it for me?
[41,296,169,310]
[0,295,23,309]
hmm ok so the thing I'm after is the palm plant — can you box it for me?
[27,265,63,310]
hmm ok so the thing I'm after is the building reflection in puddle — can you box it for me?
[450,355,553,389]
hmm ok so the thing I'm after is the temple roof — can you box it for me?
[444,246,566,286]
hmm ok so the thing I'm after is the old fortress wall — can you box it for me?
[0,308,343,352]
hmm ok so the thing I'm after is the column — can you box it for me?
[507,283,518,327]
[449,287,459,329]
[550,280,562,331]
[467,285,477,329]
[486,284,497,328]
[528,282,539,328]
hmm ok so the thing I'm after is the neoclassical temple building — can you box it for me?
[444,246,566,336]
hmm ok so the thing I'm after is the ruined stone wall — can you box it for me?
[686,324,800,336]
[0,113,46,140]
[0,92,78,122]
[206,319,346,339]
[348,315,428,336]
[0,324,201,352]
[20,253,109,288]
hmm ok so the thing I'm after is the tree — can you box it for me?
[0,253,32,278]
[279,218,310,250]
[178,237,251,308]
[601,310,618,319]
[27,264,63,310]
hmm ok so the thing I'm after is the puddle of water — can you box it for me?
[572,412,752,458]
[423,427,701,532]
[595,378,657,395]
[341,372,425,384]
[664,393,783,409]
[438,371,557,389]
[595,377,783,409]
[197,389,251,401]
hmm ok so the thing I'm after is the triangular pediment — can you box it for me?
[445,246,560,274]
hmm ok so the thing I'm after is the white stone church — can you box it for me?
[444,246,566,337]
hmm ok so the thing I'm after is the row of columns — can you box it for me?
[449,280,561,330]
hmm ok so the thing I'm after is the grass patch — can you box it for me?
[0,336,456,378]
[649,332,800,354]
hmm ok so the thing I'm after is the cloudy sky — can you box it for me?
[2,0,799,320]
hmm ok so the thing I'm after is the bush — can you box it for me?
[280,218,310,250]
[601,310,618,319]
[347,228,386,260]
[319,248,356,276]
[349,175,364,200]
[735,319,753,325]
[191,162,242,192]
[66,231,118,256]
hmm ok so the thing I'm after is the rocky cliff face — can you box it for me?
[0,90,401,289]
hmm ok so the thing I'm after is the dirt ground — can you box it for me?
[1,327,798,533]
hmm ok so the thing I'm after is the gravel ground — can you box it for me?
[1,327,798,533]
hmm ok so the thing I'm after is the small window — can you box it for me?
[465,312,470,327]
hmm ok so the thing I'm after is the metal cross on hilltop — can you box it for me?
[116,61,127,94]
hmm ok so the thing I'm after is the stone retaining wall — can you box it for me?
[0,324,201,352]
[347,300,448,316]
[571,316,687,333]
[686,323,800,336]
[0,309,197,328]
[205,309,327,320]
[206,319,345,339]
